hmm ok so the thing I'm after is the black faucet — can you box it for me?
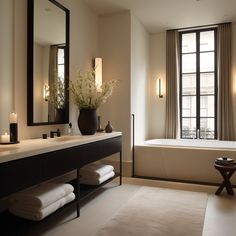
[50,129,61,138]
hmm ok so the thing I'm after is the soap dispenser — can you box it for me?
[68,122,73,135]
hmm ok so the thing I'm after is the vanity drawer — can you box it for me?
[79,136,122,167]
[0,156,42,198]
[41,148,79,181]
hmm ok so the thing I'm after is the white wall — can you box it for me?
[98,11,131,161]
[12,0,99,139]
[148,32,166,139]
[0,0,14,134]
[131,13,149,144]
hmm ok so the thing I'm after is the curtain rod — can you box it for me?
[167,22,232,32]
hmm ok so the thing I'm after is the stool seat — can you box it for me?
[214,162,236,195]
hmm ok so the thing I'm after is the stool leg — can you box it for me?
[222,171,234,195]
[215,183,225,195]
[217,170,235,195]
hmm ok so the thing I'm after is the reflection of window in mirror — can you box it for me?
[48,44,66,122]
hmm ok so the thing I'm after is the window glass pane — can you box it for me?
[200,73,214,94]
[182,54,196,73]
[182,33,196,53]
[200,31,214,52]
[182,118,196,138]
[200,95,214,117]
[182,96,196,117]
[182,74,196,95]
[58,48,64,64]
[200,118,215,139]
[200,52,214,72]
[58,65,64,79]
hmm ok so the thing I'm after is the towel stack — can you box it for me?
[9,183,75,221]
[80,163,115,185]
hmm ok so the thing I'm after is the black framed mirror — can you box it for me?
[27,0,70,126]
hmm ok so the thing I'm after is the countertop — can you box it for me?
[0,132,122,164]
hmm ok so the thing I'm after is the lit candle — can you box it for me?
[10,112,17,123]
[1,132,10,143]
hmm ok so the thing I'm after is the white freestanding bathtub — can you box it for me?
[135,139,236,185]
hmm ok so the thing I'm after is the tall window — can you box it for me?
[180,29,217,139]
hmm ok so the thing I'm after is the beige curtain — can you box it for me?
[165,30,179,138]
[48,45,58,122]
[218,23,234,140]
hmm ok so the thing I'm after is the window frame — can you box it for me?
[179,28,218,139]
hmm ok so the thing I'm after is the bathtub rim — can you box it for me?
[136,139,236,151]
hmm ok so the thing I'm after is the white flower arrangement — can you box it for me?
[69,69,117,109]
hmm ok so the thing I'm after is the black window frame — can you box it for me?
[179,28,218,139]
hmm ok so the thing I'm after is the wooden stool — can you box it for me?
[214,163,236,195]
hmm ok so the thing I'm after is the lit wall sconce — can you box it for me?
[158,79,163,98]
[95,57,102,91]
[43,84,50,101]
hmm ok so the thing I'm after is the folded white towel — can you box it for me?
[11,183,74,209]
[80,171,115,185]
[9,192,75,221]
[80,163,114,178]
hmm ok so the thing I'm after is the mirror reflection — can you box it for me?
[28,0,69,125]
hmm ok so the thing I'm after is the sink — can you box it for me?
[48,135,82,142]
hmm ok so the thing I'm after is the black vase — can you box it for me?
[78,109,98,135]
[105,121,113,133]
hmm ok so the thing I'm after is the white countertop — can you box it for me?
[0,132,122,164]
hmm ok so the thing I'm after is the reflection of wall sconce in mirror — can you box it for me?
[43,84,50,101]
[95,57,102,91]
[157,79,163,98]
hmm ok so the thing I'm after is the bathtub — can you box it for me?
[135,139,236,185]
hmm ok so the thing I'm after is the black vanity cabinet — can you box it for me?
[0,135,122,217]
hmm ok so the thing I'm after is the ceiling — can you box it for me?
[83,0,236,33]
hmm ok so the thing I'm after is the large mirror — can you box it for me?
[27,0,69,125]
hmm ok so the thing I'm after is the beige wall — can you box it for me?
[98,11,131,162]
[11,0,99,139]
[0,0,14,133]
[148,32,166,139]
[131,13,149,144]
[149,23,236,140]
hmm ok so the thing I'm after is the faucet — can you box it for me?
[50,129,61,138]
[197,129,200,140]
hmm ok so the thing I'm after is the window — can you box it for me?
[180,29,217,139]
[56,45,65,108]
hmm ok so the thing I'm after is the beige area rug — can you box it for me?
[93,186,208,236]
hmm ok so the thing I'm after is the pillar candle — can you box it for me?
[10,112,17,123]
[1,132,10,143]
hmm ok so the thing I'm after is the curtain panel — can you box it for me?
[165,30,180,139]
[218,23,234,140]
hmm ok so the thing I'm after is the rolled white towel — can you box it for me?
[9,192,75,221]
[80,171,115,185]
[80,163,114,178]
[11,183,74,209]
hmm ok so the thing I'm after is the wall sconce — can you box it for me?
[43,84,50,101]
[158,79,163,98]
[95,57,102,91]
